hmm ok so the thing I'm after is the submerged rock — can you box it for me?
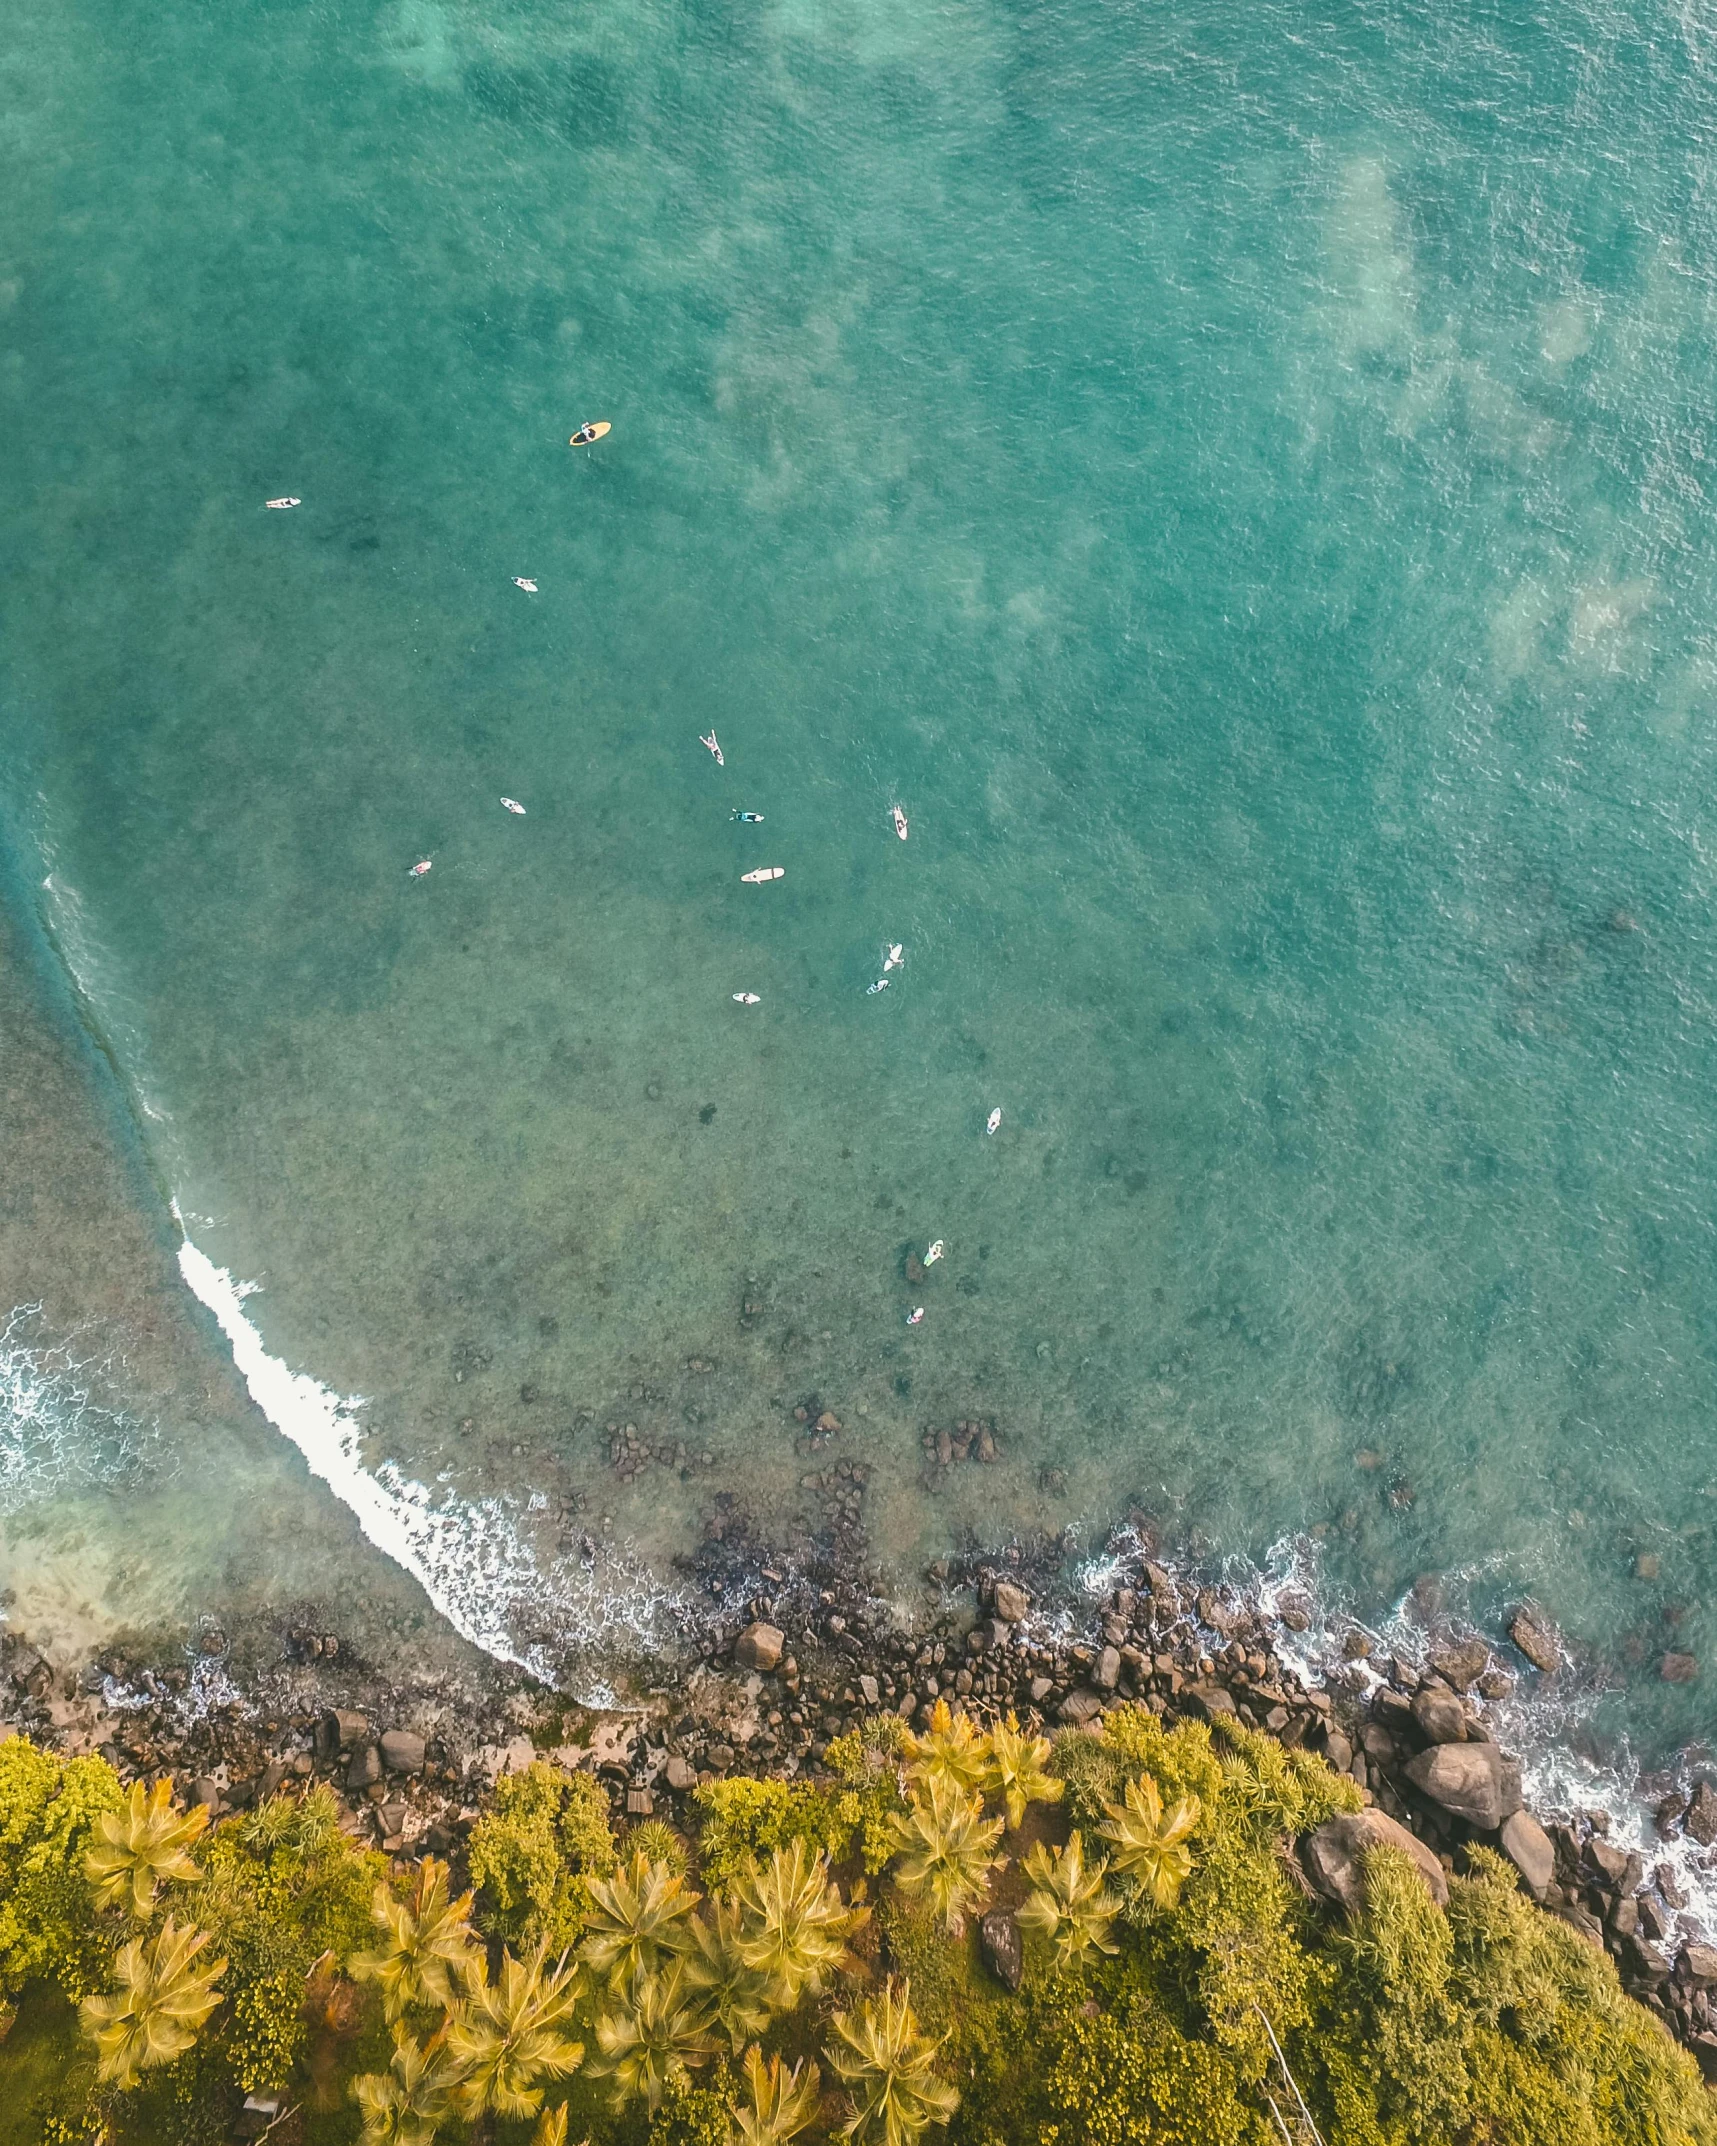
[1508,1604,1562,1675]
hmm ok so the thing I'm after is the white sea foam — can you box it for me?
[0,1304,158,1514]
[173,1221,688,1689]
[1245,1532,1717,1942]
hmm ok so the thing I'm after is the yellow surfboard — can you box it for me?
[569,421,612,445]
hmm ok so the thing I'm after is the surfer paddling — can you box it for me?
[732,810,764,823]
[892,803,909,840]
[866,977,890,995]
[512,577,538,592]
[501,798,526,815]
[700,731,725,766]
[409,859,432,878]
[925,1240,944,1265]
[906,1306,925,1326]
[265,497,301,510]
[741,866,784,884]
[732,992,761,1005]
[986,1107,1002,1135]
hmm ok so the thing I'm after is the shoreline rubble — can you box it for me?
[7,1509,1717,2082]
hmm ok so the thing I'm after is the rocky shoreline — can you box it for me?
[7,1512,1717,2087]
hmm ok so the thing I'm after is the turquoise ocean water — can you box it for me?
[7,0,1717,1766]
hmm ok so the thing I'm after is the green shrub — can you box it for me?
[823,1717,913,1875]
[467,1761,617,1951]
[1034,2002,1259,2146]
[193,1786,386,2096]
[692,1779,842,1890]
[645,2058,737,2145]
[0,1742,122,2004]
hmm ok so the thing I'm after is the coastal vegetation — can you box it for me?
[1,1704,1713,2146]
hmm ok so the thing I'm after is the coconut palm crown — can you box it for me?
[1015,1835,1121,1966]
[982,1714,1063,1832]
[579,1849,701,1987]
[590,1958,720,2111]
[732,1839,869,2007]
[886,1776,1004,1932]
[684,1889,778,2052]
[84,1777,209,1919]
[732,2046,822,2145]
[1097,1770,1202,1910]
[79,1915,226,2089]
[353,1856,481,2021]
[352,2026,461,2146]
[826,1979,959,2146]
[446,1943,584,2121]
[902,1699,990,1798]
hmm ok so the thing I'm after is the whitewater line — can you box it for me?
[174,1221,683,1680]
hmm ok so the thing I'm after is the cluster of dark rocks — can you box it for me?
[606,1420,716,1482]
[8,1503,1717,2084]
[919,1418,1001,1474]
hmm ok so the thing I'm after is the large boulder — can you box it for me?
[992,1581,1031,1625]
[379,1729,426,1776]
[322,1707,370,1752]
[1403,1741,1522,1830]
[733,1622,784,1673]
[1429,1640,1490,1691]
[1688,1781,1717,1847]
[1500,1811,1556,1901]
[980,1910,1023,1992]
[1058,1689,1105,1726]
[1508,1604,1562,1674]
[1302,1810,1449,1915]
[1411,1687,1468,1745]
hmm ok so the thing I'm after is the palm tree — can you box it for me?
[732,2047,821,2145]
[80,1915,226,2089]
[579,1850,700,1988]
[981,1715,1062,1832]
[590,1959,719,2110]
[446,1944,584,2122]
[731,1840,868,2008]
[1015,1836,1120,1967]
[1097,1771,1202,1910]
[684,1890,777,2052]
[352,2027,461,2146]
[530,2108,569,2146]
[353,1857,481,2021]
[84,1778,209,1919]
[886,1778,1004,1932]
[825,1980,958,2145]
[902,1700,990,1798]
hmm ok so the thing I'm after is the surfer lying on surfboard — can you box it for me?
[892,803,909,840]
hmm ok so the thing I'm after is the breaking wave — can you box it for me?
[173,1222,691,1691]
